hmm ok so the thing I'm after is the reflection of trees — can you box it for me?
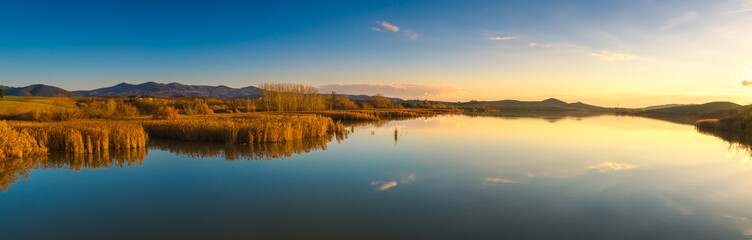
[696,128,752,157]
[148,134,338,161]
[1,148,147,192]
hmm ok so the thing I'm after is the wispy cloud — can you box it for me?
[404,30,419,40]
[371,181,398,191]
[589,50,638,61]
[587,162,635,172]
[371,174,416,191]
[372,21,400,32]
[662,11,698,30]
[488,36,518,41]
[725,9,752,14]
[372,21,418,40]
[485,177,515,183]
[318,84,468,100]
[731,68,752,86]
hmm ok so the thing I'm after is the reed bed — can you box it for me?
[0,121,47,158]
[297,109,451,122]
[10,121,148,154]
[141,114,343,144]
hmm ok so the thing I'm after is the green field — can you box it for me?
[0,96,79,116]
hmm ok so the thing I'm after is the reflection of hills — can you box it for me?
[1,148,147,192]
[148,135,338,161]
[463,111,610,123]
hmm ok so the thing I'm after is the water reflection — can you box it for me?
[697,127,752,162]
[6,114,752,239]
[1,148,147,191]
[464,111,609,123]
[1,133,346,191]
[148,135,337,161]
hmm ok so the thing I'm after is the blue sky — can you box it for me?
[2,0,752,106]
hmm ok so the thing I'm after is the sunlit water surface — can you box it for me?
[3,114,752,239]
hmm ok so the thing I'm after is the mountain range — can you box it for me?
[75,82,260,98]
[0,82,742,114]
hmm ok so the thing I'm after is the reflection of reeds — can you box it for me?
[0,148,147,192]
[148,135,337,161]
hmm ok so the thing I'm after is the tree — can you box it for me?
[0,88,4,100]
[369,94,393,108]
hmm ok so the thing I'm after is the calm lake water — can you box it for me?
[3,114,752,239]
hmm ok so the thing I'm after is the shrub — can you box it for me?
[152,106,180,120]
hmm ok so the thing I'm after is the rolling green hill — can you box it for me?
[643,102,741,115]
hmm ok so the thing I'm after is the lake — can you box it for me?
[2,114,752,239]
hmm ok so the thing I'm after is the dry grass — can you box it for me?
[0,121,46,158]
[696,119,719,130]
[297,109,452,122]
[141,114,343,144]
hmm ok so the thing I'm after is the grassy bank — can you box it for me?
[695,105,752,134]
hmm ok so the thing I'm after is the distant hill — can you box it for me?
[3,84,83,97]
[643,102,741,115]
[76,82,260,98]
[347,94,403,102]
[453,98,614,112]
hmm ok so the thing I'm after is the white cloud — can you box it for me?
[589,50,638,61]
[662,11,699,30]
[318,83,468,100]
[488,36,518,41]
[372,21,400,32]
[528,42,539,47]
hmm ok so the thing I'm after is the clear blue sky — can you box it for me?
[2,0,751,106]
